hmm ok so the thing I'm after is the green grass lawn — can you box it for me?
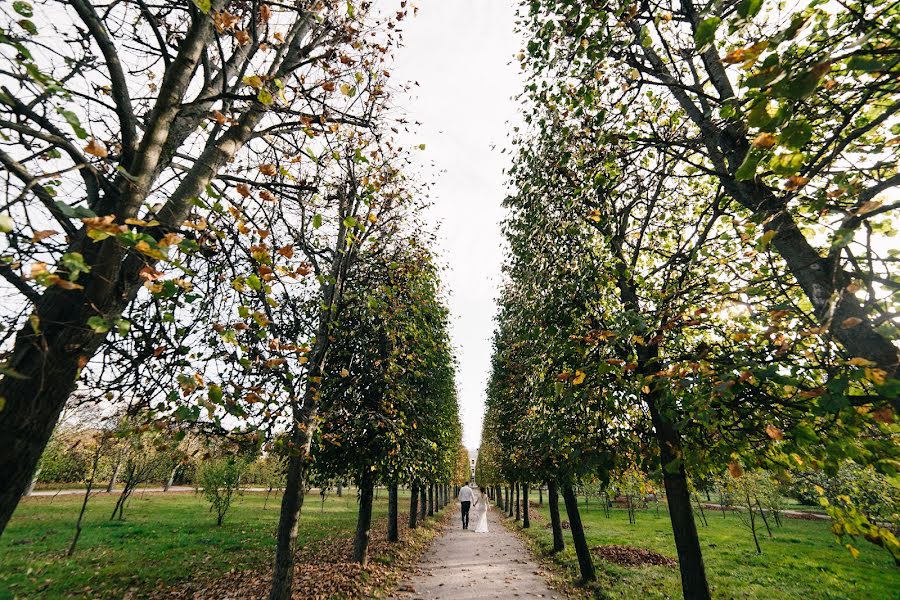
[516,497,898,599]
[0,488,403,599]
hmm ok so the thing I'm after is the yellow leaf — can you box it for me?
[847,357,875,367]
[572,370,586,385]
[340,368,349,378]
[728,462,743,478]
[243,75,264,90]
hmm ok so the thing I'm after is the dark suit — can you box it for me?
[460,501,471,529]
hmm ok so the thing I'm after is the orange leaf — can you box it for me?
[765,424,784,440]
[31,229,58,242]
[752,133,777,148]
[259,164,277,177]
[728,462,743,478]
[840,317,862,329]
[84,139,108,158]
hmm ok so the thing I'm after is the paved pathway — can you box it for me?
[393,502,561,600]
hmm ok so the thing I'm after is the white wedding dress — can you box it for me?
[473,493,489,533]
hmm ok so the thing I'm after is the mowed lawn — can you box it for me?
[517,497,899,599]
[0,488,398,599]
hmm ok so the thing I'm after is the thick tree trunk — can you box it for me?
[548,480,565,553]
[428,483,434,516]
[387,481,399,542]
[539,485,543,505]
[647,382,712,600]
[408,483,419,529]
[522,483,530,528]
[336,482,343,497]
[562,483,595,582]
[352,471,375,565]
[506,486,512,516]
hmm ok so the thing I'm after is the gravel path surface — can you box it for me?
[393,502,561,600]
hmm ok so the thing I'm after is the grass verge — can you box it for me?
[502,499,898,599]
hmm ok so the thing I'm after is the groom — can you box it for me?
[457,482,474,530]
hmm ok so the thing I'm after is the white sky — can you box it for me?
[392,1,523,450]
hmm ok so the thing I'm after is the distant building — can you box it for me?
[469,447,479,482]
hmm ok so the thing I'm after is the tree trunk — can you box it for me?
[67,441,102,556]
[106,450,121,493]
[548,481,565,553]
[164,465,179,492]
[506,486,512,516]
[515,482,520,521]
[648,386,711,600]
[24,468,41,497]
[428,483,434,516]
[418,482,427,521]
[408,483,419,529]
[352,471,375,565]
[562,483,595,582]
[522,483,530,529]
[387,482,399,542]
[539,485,543,505]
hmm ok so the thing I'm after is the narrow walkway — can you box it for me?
[393,503,561,600]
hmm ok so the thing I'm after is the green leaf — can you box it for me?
[768,152,805,175]
[0,213,13,233]
[87,316,110,334]
[312,214,323,229]
[776,68,825,99]
[779,120,813,150]
[694,17,721,50]
[18,19,37,35]
[13,1,33,17]
[257,87,274,106]
[846,56,886,73]
[60,252,90,281]
[735,148,765,180]
[343,216,357,228]
[208,384,223,404]
[246,274,262,291]
[191,0,211,14]
[57,108,88,139]
[737,0,763,19]
[54,200,96,219]
[115,318,131,336]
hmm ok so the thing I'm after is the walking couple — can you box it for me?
[457,482,489,533]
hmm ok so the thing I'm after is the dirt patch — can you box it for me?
[592,544,676,567]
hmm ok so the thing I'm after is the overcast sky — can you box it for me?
[392,1,523,450]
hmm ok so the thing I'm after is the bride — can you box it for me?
[473,486,489,533]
